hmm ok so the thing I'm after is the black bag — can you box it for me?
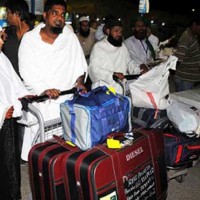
[163,132,200,167]
[132,106,170,129]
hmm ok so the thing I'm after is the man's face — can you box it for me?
[6,9,17,26]
[79,21,90,37]
[107,26,123,47]
[133,20,147,40]
[43,5,66,34]
[194,23,200,36]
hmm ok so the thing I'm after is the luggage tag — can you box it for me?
[107,137,121,149]
[107,132,134,149]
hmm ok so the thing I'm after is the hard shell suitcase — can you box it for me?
[28,136,80,200]
[62,128,168,200]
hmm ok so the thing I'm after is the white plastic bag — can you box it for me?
[129,56,177,110]
[167,100,200,137]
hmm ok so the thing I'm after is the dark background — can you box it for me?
[1,0,199,40]
[129,0,200,14]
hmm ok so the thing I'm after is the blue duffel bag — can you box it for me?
[60,86,132,150]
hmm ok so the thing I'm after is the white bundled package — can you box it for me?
[129,55,177,110]
[167,100,200,137]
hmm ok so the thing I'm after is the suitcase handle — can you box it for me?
[53,135,78,150]
[107,132,126,139]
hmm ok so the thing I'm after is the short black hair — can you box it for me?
[44,0,67,13]
[5,0,30,22]
[105,19,123,29]
[131,16,148,27]
[189,12,200,26]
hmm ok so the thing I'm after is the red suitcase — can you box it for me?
[28,136,80,200]
[62,128,168,200]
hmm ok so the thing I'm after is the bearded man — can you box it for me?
[124,16,153,74]
[89,19,134,94]
[18,0,87,161]
[76,16,96,62]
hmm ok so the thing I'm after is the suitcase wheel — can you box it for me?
[175,174,186,183]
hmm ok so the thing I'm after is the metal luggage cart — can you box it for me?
[113,74,140,96]
[27,103,63,145]
[167,165,188,183]
[21,88,76,145]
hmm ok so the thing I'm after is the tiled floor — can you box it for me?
[21,165,31,200]
[167,161,200,200]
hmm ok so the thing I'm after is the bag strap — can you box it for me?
[146,38,156,61]
[96,145,124,197]
[146,92,158,119]
[68,101,76,144]
[175,145,183,164]
[72,86,117,106]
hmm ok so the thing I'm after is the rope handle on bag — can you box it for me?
[146,92,158,119]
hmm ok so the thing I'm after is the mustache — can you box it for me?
[54,20,63,27]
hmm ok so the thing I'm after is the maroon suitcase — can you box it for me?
[62,128,168,200]
[28,136,80,200]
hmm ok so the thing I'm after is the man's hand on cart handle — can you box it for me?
[113,74,140,82]
[140,64,149,74]
[113,72,125,80]
[20,88,77,111]
[75,75,87,94]
[41,89,61,99]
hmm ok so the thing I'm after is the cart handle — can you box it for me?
[21,87,77,111]
[113,74,140,82]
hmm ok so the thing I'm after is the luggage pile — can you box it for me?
[128,55,200,183]
[28,86,168,200]
[29,129,168,200]
[27,55,200,199]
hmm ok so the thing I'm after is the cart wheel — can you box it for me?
[175,175,185,183]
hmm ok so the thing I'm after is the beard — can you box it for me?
[50,26,63,34]
[134,30,147,40]
[107,34,123,47]
[79,28,90,38]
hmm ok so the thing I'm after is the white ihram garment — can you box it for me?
[19,23,87,161]
[0,52,29,129]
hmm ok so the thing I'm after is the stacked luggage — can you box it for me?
[127,56,200,183]
[28,86,168,200]
[29,129,168,200]
[27,55,200,199]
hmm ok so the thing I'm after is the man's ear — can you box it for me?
[105,28,110,36]
[43,12,47,21]
[14,11,21,19]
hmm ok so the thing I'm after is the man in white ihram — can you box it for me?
[18,0,87,161]
[89,18,148,94]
